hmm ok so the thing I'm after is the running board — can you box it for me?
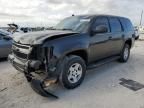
[87,56,120,69]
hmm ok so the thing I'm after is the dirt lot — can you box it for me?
[1,39,144,108]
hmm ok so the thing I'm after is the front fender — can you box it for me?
[42,33,89,77]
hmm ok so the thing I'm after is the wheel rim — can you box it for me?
[67,63,83,84]
[124,47,129,60]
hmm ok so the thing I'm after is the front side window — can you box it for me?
[92,17,110,33]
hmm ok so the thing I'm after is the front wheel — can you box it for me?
[119,44,130,62]
[59,55,86,89]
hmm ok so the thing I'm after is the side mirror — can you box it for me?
[92,25,108,34]
[3,36,12,40]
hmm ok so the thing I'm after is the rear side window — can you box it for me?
[109,17,122,32]
[120,18,134,31]
[93,17,110,32]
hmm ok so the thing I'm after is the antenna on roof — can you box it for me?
[140,10,143,26]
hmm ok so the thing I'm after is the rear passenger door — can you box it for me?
[108,17,124,55]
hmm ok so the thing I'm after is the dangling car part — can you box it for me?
[26,73,58,98]
[30,79,58,98]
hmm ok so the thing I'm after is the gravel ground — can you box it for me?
[1,40,144,108]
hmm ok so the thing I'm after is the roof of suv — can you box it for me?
[75,14,129,20]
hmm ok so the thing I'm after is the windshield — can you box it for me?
[55,16,91,32]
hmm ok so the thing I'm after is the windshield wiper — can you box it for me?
[61,28,73,31]
[47,27,57,30]
[48,27,73,31]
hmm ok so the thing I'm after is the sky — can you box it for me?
[0,0,143,27]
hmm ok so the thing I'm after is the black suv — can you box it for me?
[9,15,135,98]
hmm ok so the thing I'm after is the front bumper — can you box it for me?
[8,54,42,73]
[8,54,58,98]
[8,54,29,72]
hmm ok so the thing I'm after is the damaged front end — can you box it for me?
[8,42,59,99]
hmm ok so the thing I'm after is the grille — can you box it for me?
[12,42,30,59]
[13,50,27,59]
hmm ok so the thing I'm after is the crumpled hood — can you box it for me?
[13,30,78,45]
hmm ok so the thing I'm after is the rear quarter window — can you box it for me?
[119,18,134,31]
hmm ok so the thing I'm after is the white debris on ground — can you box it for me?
[1,39,144,108]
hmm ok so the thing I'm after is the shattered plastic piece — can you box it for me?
[30,79,58,99]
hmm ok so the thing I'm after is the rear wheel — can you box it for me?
[119,44,130,62]
[59,55,86,89]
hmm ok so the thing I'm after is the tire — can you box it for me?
[119,44,130,62]
[59,55,86,89]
